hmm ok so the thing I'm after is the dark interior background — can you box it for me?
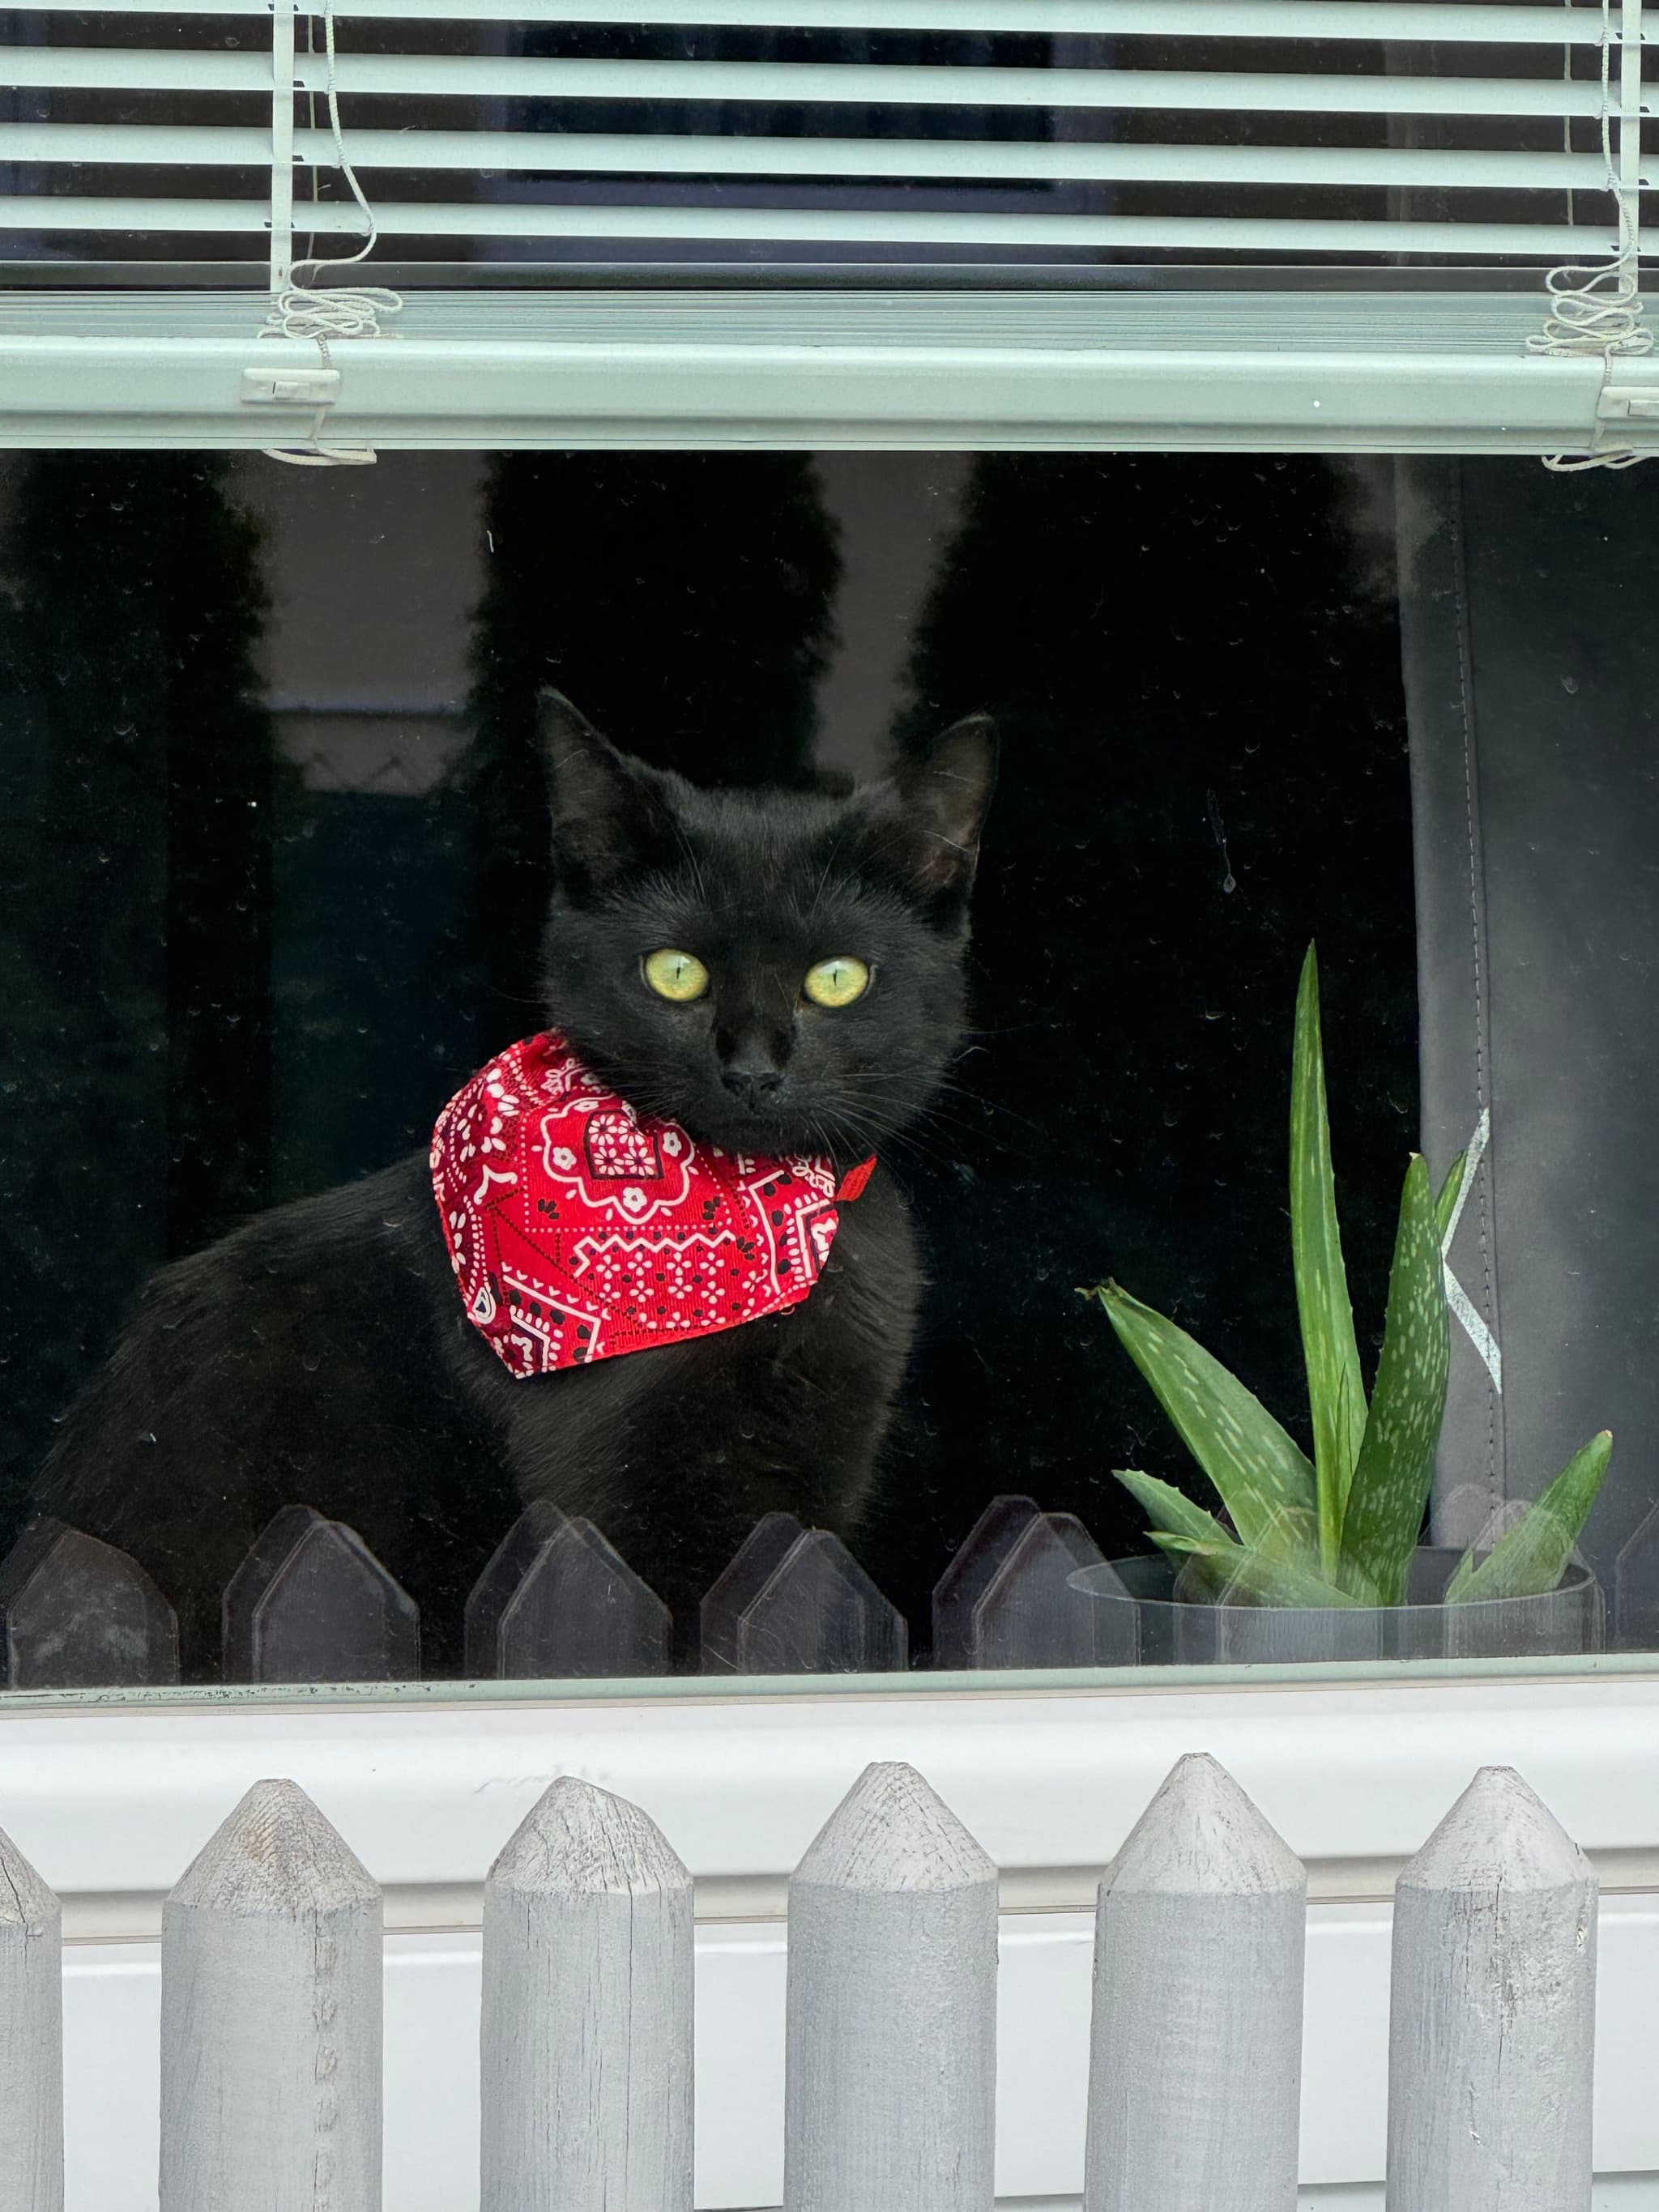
[0,447,1418,1650]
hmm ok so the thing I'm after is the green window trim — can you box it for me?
[1,0,1652,457]
[0,289,1636,454]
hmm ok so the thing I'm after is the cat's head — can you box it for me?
[535,692,996,1162]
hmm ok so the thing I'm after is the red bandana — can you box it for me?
[431,1032,876,1379]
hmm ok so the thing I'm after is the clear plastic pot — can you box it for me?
[1070,1548,1605,1665]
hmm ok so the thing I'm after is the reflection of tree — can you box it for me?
[870,455,1418,1622]
[462,453,840,1042]
[0,455,279,1547]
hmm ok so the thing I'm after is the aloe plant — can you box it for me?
[1081,944,1610,1609]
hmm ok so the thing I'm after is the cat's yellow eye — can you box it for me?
[643,948,710,1003]
[803,956,871,1009]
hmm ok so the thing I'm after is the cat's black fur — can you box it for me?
[36,695,996,1677]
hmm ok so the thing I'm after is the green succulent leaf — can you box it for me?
[1435,1149,1468,1247]
[1339,1154,1451,1606]
[1157,1536,1367,1610]
[1113,1468,1233,1551]
[1290,944,1368,1578]
[1117,1473,1323,1600]
[1447,1431,1613,1605]
[1084,1282,1316,1549]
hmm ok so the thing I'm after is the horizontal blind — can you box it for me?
[0,0,1650,283]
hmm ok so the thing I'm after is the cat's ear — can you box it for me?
[537,689,676,898]
[861,714,998,910]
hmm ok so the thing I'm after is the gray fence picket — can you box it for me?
[1387,1764,1597,2212]
[1614,1498,1659,1647]
[466,1507,672,1680]
[701,1511,806,1672]
[222,1503,420,1682]
[466,1500,568,1673]
[160,1779,382,2212]
[0,1517,178,1688]
[983,1511,1134,1665]
[0,1826,62,2211]
[481,1777,693,2212]
[783,1760,996,2212]
[931,1494,1043,1664]
[932,1495,1135,1668]
[1084,1751,1305,2212]
[746,1529,907,1674]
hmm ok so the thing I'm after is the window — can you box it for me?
[6,5,1659,2208]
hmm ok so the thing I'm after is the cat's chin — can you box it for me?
[679,1103,854,1163]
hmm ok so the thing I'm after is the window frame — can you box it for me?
[7,5,1659,2153]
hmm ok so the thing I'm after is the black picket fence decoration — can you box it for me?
[701,1511,907,1676]
[931,1494,1133,1670]
[223,1505,421,1686]
[0,1492,1124,1690]
[465,1502,672,1681]
[0,1516,179,1690]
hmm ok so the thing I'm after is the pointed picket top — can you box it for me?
[465,1500,568,1674]
[0,1516,178,1688]
[489,1776,691,1901]
[795,1761,994,1896]
[1107,1753,1303,1899]
[931,1494,1043,1664]
[169,1779,377,1917]
[1399,1764,1591,1896]
[222,1504,420,1684]
[733,1528,907,1674]
[0,1826,56,1932]
[702,1511,808,1669]
[1614,1500,1659,1648]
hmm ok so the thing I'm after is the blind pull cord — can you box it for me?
[260,0,403,467]
[1529,0,1652,471]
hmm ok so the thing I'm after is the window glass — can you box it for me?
[3,11,1589,285]
[8,445,1658,1694]
[15,440,1597,1697]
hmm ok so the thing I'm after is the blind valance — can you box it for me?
[2,0,1654,454]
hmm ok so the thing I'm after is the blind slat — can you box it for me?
[1,195,1614,256]
[6,0,1631,42]
[321,0,1642,37]
[5,0,1645,301]
[0,122,1613,193]
[6,50,1613,118]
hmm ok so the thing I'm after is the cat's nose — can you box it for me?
[722,1065,785,1107]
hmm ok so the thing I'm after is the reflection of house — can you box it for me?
[238,453,484,797]
[241,450,964,792]
[234,450,965,1205]
[474,23,1102,275]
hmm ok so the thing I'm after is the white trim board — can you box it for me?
[7,1671,1659,1901]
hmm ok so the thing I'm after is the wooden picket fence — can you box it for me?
[0,1751,1596,2211]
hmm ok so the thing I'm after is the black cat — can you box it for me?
[37,695,996,1677]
